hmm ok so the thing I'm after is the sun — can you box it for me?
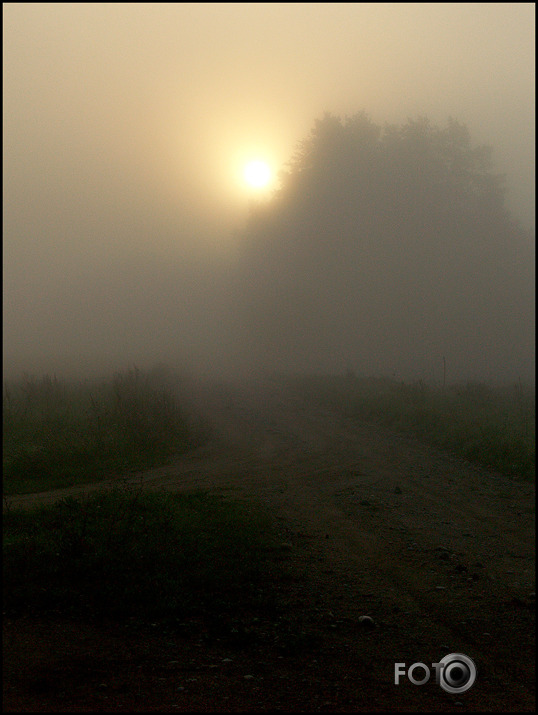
[243,159,272,189]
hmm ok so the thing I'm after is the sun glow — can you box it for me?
[243,159,272,189]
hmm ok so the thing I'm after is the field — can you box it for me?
[3,370,535,711]
[285,374,535,481]
[3,367,209,495]
[4,370,533,497]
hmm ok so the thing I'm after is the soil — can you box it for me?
[3,377,535,712]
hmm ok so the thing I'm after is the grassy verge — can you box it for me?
[287,374,535,481]
[3,487,286,630]
[3,367,209,495]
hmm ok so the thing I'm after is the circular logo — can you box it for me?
[438,653,477,693]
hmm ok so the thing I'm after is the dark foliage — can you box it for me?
[236,112,534,382]
[3,489,281,624]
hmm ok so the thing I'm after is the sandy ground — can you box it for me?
[3,377,535,712]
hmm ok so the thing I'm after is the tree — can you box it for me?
[234,112,534,382]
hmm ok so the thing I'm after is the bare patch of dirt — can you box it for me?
[3,378,535,712]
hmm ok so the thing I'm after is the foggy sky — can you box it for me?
[3,3,535,382]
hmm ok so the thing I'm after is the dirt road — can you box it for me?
[3,378,535,712]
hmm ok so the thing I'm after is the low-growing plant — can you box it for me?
[288,374,535,480]
[3,487,283,626]
[3,368,209,494]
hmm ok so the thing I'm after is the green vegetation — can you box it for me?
[3,487,284,627]
[288,375,535,481]
[3,368,208,495]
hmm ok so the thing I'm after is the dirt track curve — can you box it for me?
[3,378,535,712]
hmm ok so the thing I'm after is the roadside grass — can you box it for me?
[287,375,535,481]
[3,487,286,629]
[3,367,209,495]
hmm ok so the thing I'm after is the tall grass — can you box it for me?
[3,487,283,627]
[3,367,208,495]
[289,375,535,480]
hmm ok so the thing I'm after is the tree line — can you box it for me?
[232,112,534,382]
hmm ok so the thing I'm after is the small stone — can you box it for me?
[244,674,255,680]
[358,615,375,629]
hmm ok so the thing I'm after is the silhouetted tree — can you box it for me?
[235,112,534,381]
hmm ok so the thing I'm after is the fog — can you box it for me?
[3,3,535,384]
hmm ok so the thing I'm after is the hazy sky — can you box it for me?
[3,3,535,380]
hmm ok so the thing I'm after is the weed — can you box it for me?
[289,375,535,480]
[3,368,208,494]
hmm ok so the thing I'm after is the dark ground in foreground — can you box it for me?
[3,379,535,712]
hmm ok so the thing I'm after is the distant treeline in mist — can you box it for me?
[233,112,534,383]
